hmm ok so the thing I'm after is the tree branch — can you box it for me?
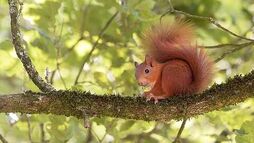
[162,1,254,42]
[214,42,254,63]
[0,133,8,143]
[8,0,55,92]
[204,41,254,49]
[162,0,254,63]
[40,123,46,143]
[0,70,254,121]
[173,119,187,143]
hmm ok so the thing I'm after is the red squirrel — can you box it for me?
[135,20,214,103]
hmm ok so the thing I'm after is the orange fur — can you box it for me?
[135,20,214,102]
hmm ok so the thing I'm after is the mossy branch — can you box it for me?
[0,70,254,121]
[8,0,54,92]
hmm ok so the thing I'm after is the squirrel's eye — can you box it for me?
[145,69,150,74]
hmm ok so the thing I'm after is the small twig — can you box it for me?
[8,0,55,92]
[173,119,187,143]
[49,70,56,85]
[161,1,254,42]
[76,107,91,129]
[233,25,254,43]
[215,42,254,63]
[204,42,253,49]
[168,0,174,12]
[61,2,92,60]
[160,0,174,23]
[73,11,119,85]
[162,0,254,63]
[40,123,46,143]
[26,115,33,143]
[91,127,102,143]
[52,16,67,89]
[76,107,93,142]
[0,133,8,143]
[203,25,254,49]
[79,1,91,36]
[45,67,50,83]
[85,125,93,143]
[209,18,254,42]
[56,66,67,89]
[53,17,64,45]
[173,102,188,143]
[56,46,67,89]
[82,111,90,128]
[66,36,84,54]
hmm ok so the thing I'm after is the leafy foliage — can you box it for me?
[235,119,254,143]
[0,0,254,142]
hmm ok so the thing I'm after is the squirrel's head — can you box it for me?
[135,55,162,88]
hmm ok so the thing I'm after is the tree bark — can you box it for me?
[0,70,254,122]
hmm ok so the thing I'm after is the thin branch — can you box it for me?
[202,25,254,49]
[214,42,254,63]
[173,101,188,143]
[173,119,187,143]
[73,11,119,85]
[162,1,254,64]
[85,125,93,143]
[203,42,254,62]
[66,36,85,54]
[26,115,33,143]
[0,70,254,121]
[204,42,254,49]
[65,0,92,55]
[49,70,56,85]
[161,1,254,42]
[8,0,55,92]
[233,25,254,43]
[45,68,50,83]
[40,123,46,143]
[56,42,67,89]
[0,133,8,143]
[56,67,67,89]
[167,0,174,12]
[61,5,91,58]
[61,1,92,60]
[91,127,102,143]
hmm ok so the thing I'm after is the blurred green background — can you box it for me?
[0,0,254,142]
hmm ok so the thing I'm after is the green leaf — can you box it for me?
[28,1,61,32]
[94,71,109,87]
[119,120,135,131]
[0,40,12,50]
[235,120,254,143]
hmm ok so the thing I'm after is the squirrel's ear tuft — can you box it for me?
[145,55,153,67]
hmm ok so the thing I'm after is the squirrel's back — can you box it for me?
[142,20,214,93]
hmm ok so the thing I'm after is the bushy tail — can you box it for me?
[142,20,214,93]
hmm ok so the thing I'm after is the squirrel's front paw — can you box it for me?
[141,92,159,104]
[141,92,166,104]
